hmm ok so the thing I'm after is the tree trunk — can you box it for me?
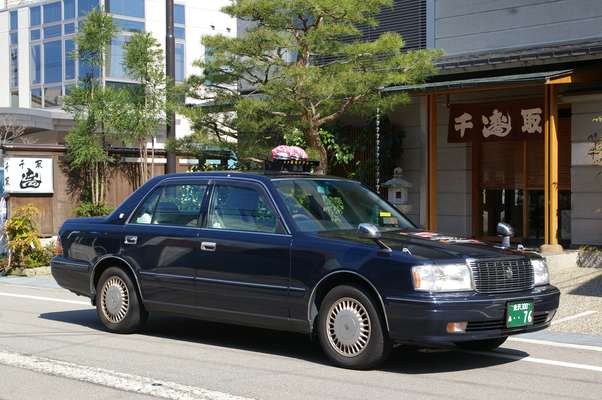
[304,126,328,175]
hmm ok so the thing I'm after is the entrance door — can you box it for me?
[476,112,571,246]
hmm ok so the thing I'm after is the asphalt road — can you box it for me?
[0,279,601,400]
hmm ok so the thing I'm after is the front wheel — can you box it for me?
[96,267,147,333]
[318,285,391,369]
[456,337,507,351]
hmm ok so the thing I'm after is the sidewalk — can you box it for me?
[546,252,602,336]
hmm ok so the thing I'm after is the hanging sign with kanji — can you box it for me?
[448,99,544,142]
[3,157,54,194]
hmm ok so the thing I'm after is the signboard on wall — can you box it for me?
[3,157,54,194]
[448,99,545,143]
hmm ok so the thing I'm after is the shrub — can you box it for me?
[73,201,113,217]
[4,205,41,270]
[24,244,55,268]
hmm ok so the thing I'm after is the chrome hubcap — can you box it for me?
[326,297,371,357]
[100,276,129,324]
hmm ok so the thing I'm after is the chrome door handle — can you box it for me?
[200,242,216,252]
[124,235,138,245]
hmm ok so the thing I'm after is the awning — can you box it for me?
[383,69,574,94]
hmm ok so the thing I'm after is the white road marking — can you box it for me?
[465,350,602,373]
[551,310,597,325]
[0,292,91,306]
[0,350,254,400]
[508,337,602,352]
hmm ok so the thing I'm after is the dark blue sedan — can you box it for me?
[51,171,560,369]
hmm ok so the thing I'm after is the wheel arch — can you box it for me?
[308,270,389,334]
[90,256,143,306]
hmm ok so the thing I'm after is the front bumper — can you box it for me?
[385,285,560,345]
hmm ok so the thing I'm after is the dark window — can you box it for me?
[65,39,76,80]
[44,25,62,39]
[175,26,185,40]
[365,0,427,50]
[31,88,43,107]
[64,22,75,35]
[44,40,62,83]
[30,6,41,26]
[174,4,185,25]
[31,29,41,41]
[10,48,18,88]
[78,0,99,17]
[64,0,76,19]
[43,2,62,24]
[10,10,18,30]
[114,18,145,33]
[31,45,42,84]
[132,184,207,226]
[208,184,281,233]
[44,86,62,108]
[107,0,145,18]
[108,36,128,79]
[175,42,185,82]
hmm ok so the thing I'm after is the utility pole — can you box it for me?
[165,0,177,173]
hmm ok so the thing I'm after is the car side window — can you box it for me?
[131,183,207,226]
[207,183,282,233]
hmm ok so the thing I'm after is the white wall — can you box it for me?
[566,95,602,245]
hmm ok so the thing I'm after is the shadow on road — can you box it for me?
[39,309,524,373]
[569,273,602,298]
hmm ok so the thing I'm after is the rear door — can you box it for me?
[122,180,208,311]
[195,179,293,324]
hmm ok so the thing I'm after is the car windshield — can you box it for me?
[272,178,415,232]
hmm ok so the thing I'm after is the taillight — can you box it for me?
[54,235,63,255]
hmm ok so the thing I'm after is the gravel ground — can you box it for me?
[546,252,602,335]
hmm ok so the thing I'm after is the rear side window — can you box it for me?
[131,183,207,226]
[207,183,282,233]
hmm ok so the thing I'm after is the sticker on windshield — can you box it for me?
[379,211,392,217]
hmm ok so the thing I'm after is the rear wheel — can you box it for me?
[456,337,507,351]
[96,267,147,333]
[318,285,391,369]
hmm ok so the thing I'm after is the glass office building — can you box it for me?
[2,0,191,109]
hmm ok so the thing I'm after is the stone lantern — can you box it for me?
[382,167,412,214]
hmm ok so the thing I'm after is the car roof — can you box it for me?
[157,171,350,183]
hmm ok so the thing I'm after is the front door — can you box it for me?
[122,180,208,310]
[195,180,292,324]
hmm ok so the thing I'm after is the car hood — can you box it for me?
[316,229,526,261]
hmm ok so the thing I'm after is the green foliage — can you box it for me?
[73,201,113,217]
[186,0,441,173]
[62,8,120,206]
[24,244,55,269]
[117,32,170,185]
[4,205,41,269]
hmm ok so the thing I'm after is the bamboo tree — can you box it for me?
[119,32,168,186]
[62,8,121,209]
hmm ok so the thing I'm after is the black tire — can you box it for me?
[96,267,147,334]
[318,285,391,370]
[456,337,508,351]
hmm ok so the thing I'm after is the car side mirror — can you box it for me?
[358,223,391,254]
[496,222,514,248]
[358,223,381,240]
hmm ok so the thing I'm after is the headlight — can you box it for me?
[531,258,550,286]
[412,264,473,292]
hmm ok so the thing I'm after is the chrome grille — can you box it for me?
[468,258,534,294]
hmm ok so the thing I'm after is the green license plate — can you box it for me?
[506,301,534,328]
